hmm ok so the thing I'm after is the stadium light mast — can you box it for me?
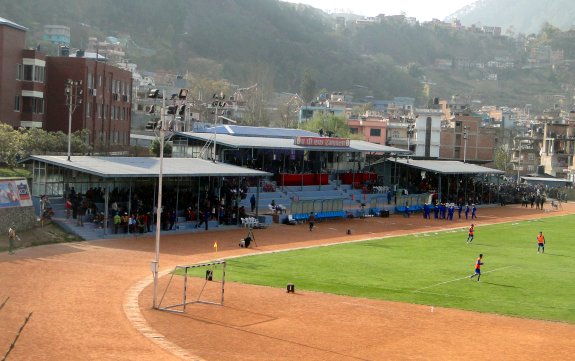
[516,137,522,185]
[148,88,165,309]
[406,120,415,163]
[211,92,226,162]
[65,79,83,161]
[463,125,470,163]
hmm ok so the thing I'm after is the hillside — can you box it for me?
[1,0,574,111]
[450,0,575,35]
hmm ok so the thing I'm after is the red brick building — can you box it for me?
[1,16,132,149]
[45,56,133,150]
[439,116,497,163]
[0,17,46,128]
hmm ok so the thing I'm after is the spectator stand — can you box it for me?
[290,198,346,223]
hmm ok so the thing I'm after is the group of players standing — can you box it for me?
[423,203,477,220]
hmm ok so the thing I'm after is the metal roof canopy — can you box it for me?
[521,176,572,183]
[27,156,272,178]
[392,158,505,175]
[176,132,409,154]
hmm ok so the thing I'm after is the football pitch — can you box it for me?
[224,214,575,323]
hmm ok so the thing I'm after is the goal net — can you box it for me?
[157,260,226,313]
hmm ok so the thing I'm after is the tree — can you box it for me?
[149,138,172,157]
[0,123,23,167]
[299,68,316,104]
[407,62,424,79]
[494,144,512,172]
[300,113,362,140]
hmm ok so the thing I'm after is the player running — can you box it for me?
[466,224,475,244]
[537,231,546,254]
[469,254,484,281]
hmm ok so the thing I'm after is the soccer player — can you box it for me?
[466,224,475,244]
[537,231,546,254]
[308,212,315,231]
[470,254,484,281]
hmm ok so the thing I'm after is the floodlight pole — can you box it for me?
[463,125,469,163]
[517,138,522,185]
[152,90,166,309]
[212,92,225,162]
[65,79,82,161]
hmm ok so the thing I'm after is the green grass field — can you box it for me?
[221,215,575,323]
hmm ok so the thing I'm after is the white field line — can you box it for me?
[412,265,514,293]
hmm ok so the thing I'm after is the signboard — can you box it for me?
[294,136,350,147]
[0,179,33,208]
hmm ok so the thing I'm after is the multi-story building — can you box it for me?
[347,112,387,144]
[539,120,575,178]
[413,108,442,159]
[43,25,70,46]
[511,132,541,178]
[439,115,497,163]
[45,54,133,150]
[0,17,46,129]
[87,37,126,63]
[386,116,416,154]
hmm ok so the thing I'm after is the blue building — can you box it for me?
[43,25,70,46]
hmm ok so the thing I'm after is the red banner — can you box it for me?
[294,137,350,147]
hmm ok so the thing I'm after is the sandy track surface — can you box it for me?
[1,204,574,360]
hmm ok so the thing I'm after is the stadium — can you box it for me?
[1,201,574,360]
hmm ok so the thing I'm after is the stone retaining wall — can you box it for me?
[0,207,37,233]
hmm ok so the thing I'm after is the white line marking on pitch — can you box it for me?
[412,266,514,292]
[328,228,338,231]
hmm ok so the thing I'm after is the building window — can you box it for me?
[85,102,91,117]
[87,73,93,89]
[527,165,536,172]
[528,153,535,161]
[370,128,381,137]
[23,65,34,81]
[33,98,44,114]
[16,64,23,80]
[455,121,462,132]
[349,128,358,134]
[14,96,21,112]
[391,130,400,138]
[33,66,45,82]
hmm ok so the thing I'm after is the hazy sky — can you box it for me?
[282,0,477,21]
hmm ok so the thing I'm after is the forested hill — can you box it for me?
[1,0,573,108]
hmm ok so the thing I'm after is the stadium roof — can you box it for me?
[521,176,572,183]
[25,156,271,179]
[199,125,317,138]
[177,131,408,153]
[393,159,504,175]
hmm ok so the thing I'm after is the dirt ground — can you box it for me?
[1,204,574,360]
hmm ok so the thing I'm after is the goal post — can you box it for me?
[157,259,226,314]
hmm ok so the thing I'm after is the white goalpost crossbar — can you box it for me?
[157,259,226,314]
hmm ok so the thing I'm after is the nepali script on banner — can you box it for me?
[0,179,33,208]
[294,137,350,147]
